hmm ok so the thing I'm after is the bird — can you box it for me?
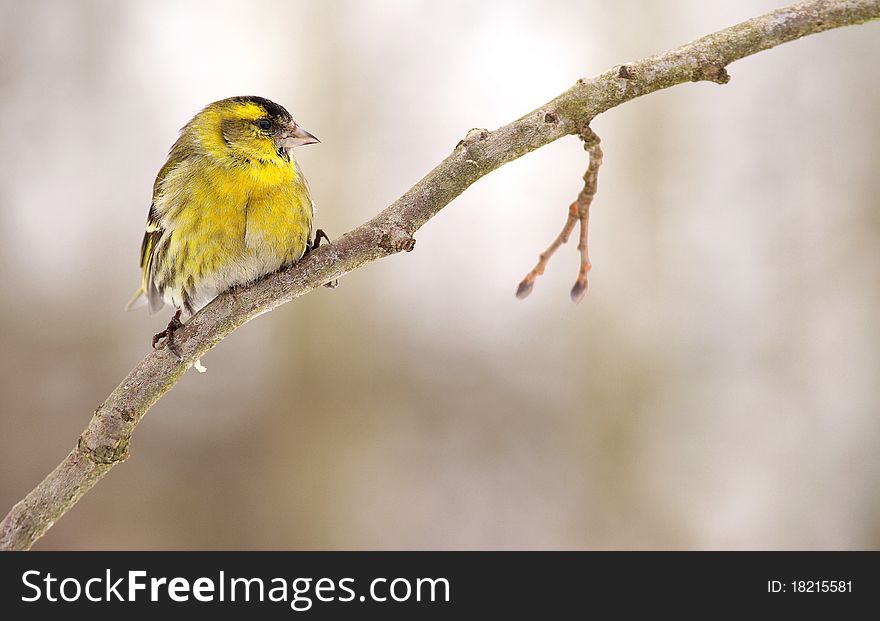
[127,96,322,354]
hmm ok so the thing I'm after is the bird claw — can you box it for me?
[309,228,339,289]
[309,228,331,251]
[152,309,184,360]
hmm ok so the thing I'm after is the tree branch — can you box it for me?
[516,127,603,302]
[2,0,877,551]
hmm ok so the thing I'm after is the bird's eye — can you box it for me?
[257,118,272,131]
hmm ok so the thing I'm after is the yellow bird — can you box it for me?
[127,96,321,351]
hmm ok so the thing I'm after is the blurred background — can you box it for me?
[0,0,878,550]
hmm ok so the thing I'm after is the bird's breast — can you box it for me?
[159,158,312,298]
[243,178,312,261]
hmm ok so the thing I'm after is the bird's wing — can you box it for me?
[128,145,188,313]
[137,203,166,313]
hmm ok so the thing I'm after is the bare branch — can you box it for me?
[1,0,877,551]
[516,128,603,302]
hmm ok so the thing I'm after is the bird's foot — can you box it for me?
[309,228,332,251]
[152,309,184,360]
[308,228,339,289]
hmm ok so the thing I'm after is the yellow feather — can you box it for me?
[131,97,316,317]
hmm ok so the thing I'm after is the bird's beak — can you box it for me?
[278,123,320,149]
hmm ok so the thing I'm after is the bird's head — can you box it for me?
[189,96,319,163]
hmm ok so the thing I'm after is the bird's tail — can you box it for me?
[125,287,148,311]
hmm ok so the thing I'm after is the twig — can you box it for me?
[516,128,603,302]
[1,0,877,550]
